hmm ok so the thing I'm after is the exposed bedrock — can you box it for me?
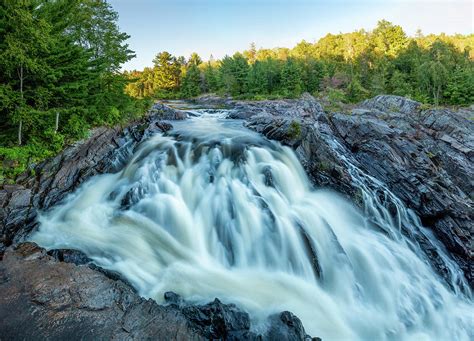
[244,94,473,287]
[0,102,315,340]
[1,95,472,339]
[0,242,314,340]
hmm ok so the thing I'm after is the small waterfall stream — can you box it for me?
[31,111,473,340]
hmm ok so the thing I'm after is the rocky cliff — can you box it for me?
[243,94,473,289]
[0,102,315,340]
[1,95,472,339]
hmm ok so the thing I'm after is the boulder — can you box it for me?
[149,102,188,120]
[0,242,201,340]
[359,94,422,115]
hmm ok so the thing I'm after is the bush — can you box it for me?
[0,144,53,183]
[64,114,90,140]
[288,120,302,139]
[327,88,347,103]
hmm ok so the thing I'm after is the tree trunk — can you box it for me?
[18,64,24,146]
[55,112,59,133]
[18,120,22,146]
[433,87,441,106]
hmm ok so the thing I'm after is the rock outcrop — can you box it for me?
[0,102,316,340]
[244,94,473,288]
[149,102,188,120]
[0,104,184,253]
[1,95,472,338]
[0,242,313,340]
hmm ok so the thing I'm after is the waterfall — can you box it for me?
[31,112,473,340]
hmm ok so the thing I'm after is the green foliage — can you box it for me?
[64,113,90,140]
[0,144,53,183]
[152,51,182,91]
[219,53,250,96]
[126,20,472,108]
[346,78,369,103]
[281,58,303,97]
[327,88,347,104]
[0,0,143,181]
[288,121,302,139]
[418,61,448,106]
[181,64,202,98]
[445,66,474,106]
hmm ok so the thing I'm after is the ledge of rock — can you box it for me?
[244,94,473,288]
[0,103,186,254]
[0,242,315,340]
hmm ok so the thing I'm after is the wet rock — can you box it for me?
[47,248,91,265]
[181,297,254,340]
[155,120,173,132]
[165,292,315,341]
[164,291,184,307]
[265,311,314,341]
[149,102,188,120]
[244,94,473,287]
[0,242,201,340]
[0,243,316,341]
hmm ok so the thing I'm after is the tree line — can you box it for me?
[0,0,148,181]
[125,20,473,106]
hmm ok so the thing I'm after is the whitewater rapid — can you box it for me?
[31,111,473,340]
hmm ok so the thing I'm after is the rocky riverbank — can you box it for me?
[1,94,472,339]
[0,103,316,340]
[1,242,314,340]
[239,94,473,289]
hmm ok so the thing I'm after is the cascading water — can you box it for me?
[31,110,473,340]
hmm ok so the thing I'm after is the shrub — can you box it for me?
[288,120,302,139]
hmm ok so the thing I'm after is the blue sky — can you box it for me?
[109,0,473,70]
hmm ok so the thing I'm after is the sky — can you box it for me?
[109,0,474,70]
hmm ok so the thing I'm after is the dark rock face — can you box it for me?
[0,242,313,340]
[244,94,473,287]
[265,311,316,341]
[230,93,324,120]
[330,103,473,286]
[179,298,254,340]
[149,102,188,120]
[0,101,315,340]
[359,94,421,115]
[0,242,204,340]
[194,94,234,108]
[47,248,91,265]
[0,105,183,253]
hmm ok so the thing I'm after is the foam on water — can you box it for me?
[31,114,473,340]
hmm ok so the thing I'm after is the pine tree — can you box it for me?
[0,0,52,145]
[219,53,249,96]
[181,64,202,98]
[281,58,303,97]
[445,66,474,105]
[203,62,219,93]
[153,52,182,92]
[418,61,448,106]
